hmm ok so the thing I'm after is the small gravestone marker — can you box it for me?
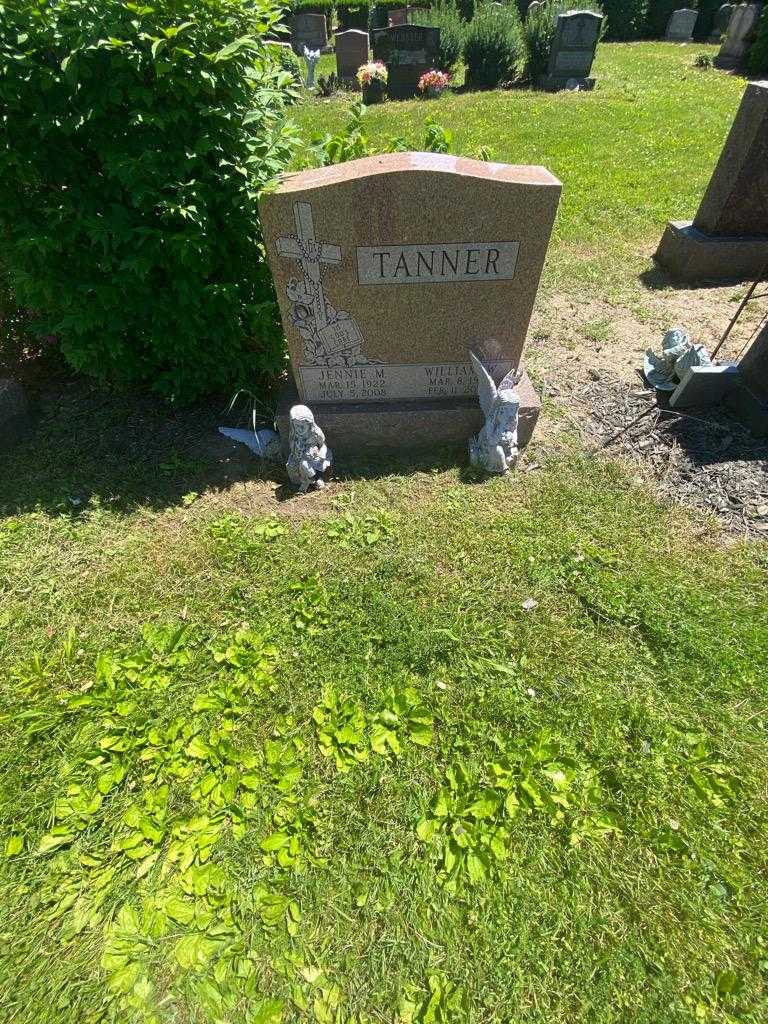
[527,0,544,17]
[715,2,762,68]
[260,153,561,455]
[372,24,441,98]
[655,80,768,281]
[665,8,698,41]
[336,29,369,86]
[538,10,603,91]
[708,3,736,42]
[291,11,328,55]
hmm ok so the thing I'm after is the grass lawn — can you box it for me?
[2,42,768,1024]
[296,43,745,297]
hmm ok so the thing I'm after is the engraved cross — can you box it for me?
[276,202,341,329]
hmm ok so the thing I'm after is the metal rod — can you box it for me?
[712,259,768,360]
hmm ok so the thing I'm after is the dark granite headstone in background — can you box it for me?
[291,11,328,55]
[537,10,603,91]
[372,24,440,98]
[336,29,369,86]
[708,3,735,42]
[665,8,698,41]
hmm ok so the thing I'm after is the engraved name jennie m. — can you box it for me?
[357,241,520,285]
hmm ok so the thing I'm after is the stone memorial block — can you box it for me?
[527,0,544,16]
[372,24,441,98]
[715,3,762,68]
[665,8,698,41]
[260,153,561,453]
[708,3,736,42]
[388,8,408,26]
[336,29,369,85]
[538,10,603,91]
[291,11,328,55]
[655,80,768,281]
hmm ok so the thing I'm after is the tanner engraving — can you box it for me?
[357,241,519,285]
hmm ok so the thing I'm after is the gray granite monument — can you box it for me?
[537,10,603,92]
[665,8,699,41]
[715,2,762,68]
[655,80,768,282]
[708,3,736,42]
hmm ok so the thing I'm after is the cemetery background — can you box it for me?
[2,16,768,1024]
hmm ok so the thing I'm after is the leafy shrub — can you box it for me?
[337,2,371,31]
[266,41,304,90]
[522,0,603,79]
[464,4,525,88]
[600,0,645,41]
[0,0,299,403]
[421,0,467,71]
[693,51,713,68]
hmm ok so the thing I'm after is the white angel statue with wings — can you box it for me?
[468,351,521,474]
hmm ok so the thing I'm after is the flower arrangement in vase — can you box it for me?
[356,61,388,103]
[417,69,451,99]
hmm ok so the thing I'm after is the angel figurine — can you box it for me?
[468,351,520,474]
[286,404,332,493]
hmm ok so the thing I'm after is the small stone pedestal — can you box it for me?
[277,370,541,457]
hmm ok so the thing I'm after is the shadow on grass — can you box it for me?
[0,375,484,517]
[0,376,288,518]
[639,262,768,292]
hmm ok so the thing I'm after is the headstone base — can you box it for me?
[669,364,740,409]
[276,370,541,457]
[536,75,595,92]
[716,51,745,68]
[654,220,768,283]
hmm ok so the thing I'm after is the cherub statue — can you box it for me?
[286,404,332,493]
[468,351,520,474]
[644,327,712,390]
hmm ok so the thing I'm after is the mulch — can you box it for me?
[553,369,768,537]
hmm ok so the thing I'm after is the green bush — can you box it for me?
[421,0,467,71]
[600,0,646,40]
[266,41,304,89]
[748,6,768,73]
[0,0,299,403]
[464,4,525,88]
[337,2,371,31]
